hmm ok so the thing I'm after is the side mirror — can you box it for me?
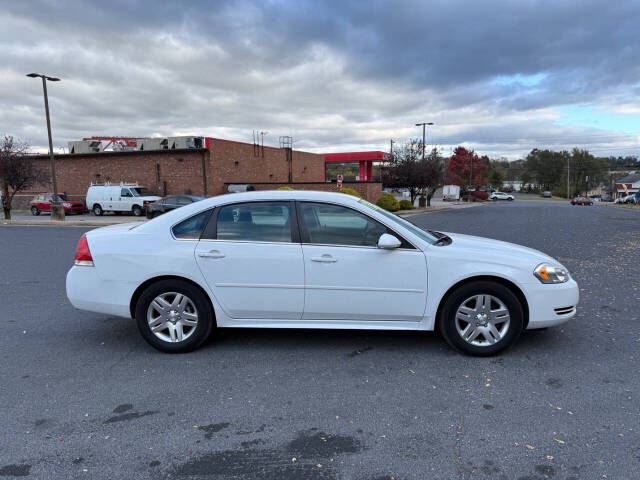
[377,233,401,250]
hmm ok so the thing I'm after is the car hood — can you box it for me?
[442,232,558,267]
[137,196,161,202]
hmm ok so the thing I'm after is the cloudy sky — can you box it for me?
[1,0,639,159]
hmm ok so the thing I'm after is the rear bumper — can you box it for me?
[66,265,134,318]
[524,279,579,329]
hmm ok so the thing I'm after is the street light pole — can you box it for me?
[27,73,64,220]
[415,122,434,160]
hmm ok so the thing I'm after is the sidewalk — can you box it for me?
[1,212,147,227]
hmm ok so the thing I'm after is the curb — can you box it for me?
[1,220,146,227]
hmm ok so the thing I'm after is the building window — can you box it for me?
[326,162,359,182]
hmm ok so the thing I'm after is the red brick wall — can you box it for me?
[27,150,207,198]
[13,139,378,210]
[206,139,325,195]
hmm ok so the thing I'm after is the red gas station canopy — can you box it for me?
[323,151,389,163]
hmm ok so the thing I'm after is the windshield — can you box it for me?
[358,199,438,244]
[130,187,154,197]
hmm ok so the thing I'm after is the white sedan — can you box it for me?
[66,191,578,356]
[490,191,515,201]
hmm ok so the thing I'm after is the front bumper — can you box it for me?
[524,279,579,329]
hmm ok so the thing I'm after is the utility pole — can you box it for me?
[259,131,268,157]
[567,155,570,199]
[390,139,394,157]
[27,72,64,221]
[415,122,434,159]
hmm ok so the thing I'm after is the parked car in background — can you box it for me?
[570,196,593,206]
[541,191,552,198]
[146,195,204,219]
[86,183,160,216]
[490,191,514,201]
[622,193,639,204]
[66,190,579,356]
[29,194,84,215]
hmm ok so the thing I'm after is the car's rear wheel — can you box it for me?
[135,279,214,353]
[31,206,40,216]
[439,280,524,356]
[132,205,142,216]
[93,204,103,216]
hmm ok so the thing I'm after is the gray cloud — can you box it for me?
[1,0,639,159]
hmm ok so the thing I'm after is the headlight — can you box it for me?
[63,202,71,207]
[534,263,569,284]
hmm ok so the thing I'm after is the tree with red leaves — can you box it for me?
[445,147,487,189]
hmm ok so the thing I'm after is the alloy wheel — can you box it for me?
[455,294,511,347]
[146,292,199,343]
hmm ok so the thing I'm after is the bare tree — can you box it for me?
[0,136,49,220]
[383,140,445,206]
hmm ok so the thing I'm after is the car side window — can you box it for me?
[163,197,176,206]
[215,202,292,243]
[300,202,388,247]
[177,197,191,206]
[172,210,212,240]
[121,188,132,197]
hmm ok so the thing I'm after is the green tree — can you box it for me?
[524,149,568,190]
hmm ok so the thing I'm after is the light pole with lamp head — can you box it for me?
[27,72,64,221]
[415,122,434,159]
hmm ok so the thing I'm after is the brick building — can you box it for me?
[19,137,384,208]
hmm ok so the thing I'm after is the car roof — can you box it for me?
[136,190,364,232]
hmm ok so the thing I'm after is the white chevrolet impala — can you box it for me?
[66,191,579,355]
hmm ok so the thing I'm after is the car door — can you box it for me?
[117,188,134,211]
[195,201,304,320]
[41,196,52,212]
[298,202,427,322]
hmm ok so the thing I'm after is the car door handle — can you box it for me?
[198,250,225,259]
[311,254,337,263]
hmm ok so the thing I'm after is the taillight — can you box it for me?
[74,235,94,266]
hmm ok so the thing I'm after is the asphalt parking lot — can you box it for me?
[1,200,638,479]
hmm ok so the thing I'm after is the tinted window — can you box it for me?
[163,197,177,206]
[172,210,211,240]
[131,187,154,196]
[300,202,387,247]
[121,188,132,197]
[177,197,192,206]
[216,202,292,243]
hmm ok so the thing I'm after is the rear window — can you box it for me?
[172,210,211,240]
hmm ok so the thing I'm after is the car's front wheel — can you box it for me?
[135,279,214,353]
[31,206,40,216]
[439,280,524,356]
[93,204,103,216]
[132,205,143,216]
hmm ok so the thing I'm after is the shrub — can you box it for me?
[470,190,489,201]
[277,186,293,190]
[399,199,414,210]
[337,187,361,198]
[376,193,400,212]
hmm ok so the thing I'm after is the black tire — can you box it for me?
[439,280,524,356]
[135,279,214,353]
[132,205,142,217]
[93,204,103,216]
[507,197,513,201]
[31,206,40,216]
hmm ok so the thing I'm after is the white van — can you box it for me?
[86,182,161,216]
